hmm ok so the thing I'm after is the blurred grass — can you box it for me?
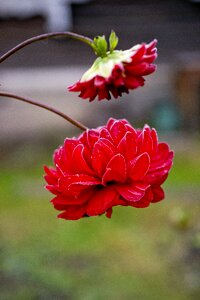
[0,138,200,300]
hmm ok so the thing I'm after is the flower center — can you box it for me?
[106,180,116,186]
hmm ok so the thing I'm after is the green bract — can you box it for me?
[109,31,119,53]
[93,35,108,58]
[92,31,119,58]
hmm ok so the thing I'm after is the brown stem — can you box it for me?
[0,32,95,64]
[0,91,87,131]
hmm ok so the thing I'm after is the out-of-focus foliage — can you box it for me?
[0,141,200,300]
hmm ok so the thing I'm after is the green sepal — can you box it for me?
[109,31,119,53]
[93,35,108,58]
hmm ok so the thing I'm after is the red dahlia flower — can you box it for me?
[44,119,174,220]
[68,39,157,101]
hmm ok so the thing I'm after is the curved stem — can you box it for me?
[0,91,87,131]
[0,32,95,64]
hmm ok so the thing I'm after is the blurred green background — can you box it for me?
[0,136,200,300]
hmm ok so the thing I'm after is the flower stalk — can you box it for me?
[0,32,94,64]
[0,91,87,131]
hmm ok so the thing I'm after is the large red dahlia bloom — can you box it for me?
[68,40,157,101]
[44,119,173,220]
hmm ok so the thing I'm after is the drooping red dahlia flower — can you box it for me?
[44,119,174,220]
[68,39,157,101]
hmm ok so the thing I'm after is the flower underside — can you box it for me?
[68,39,157,101]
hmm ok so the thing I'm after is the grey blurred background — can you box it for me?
[0,0,200,146]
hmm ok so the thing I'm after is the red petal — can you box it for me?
[146,39,157,53]
[91,138,115,177]
[44,166,58,185]
[109,85,121,98]
[98,86,111,100]
[100,128,113,142]
[125,122,137,134]
[142,64,156,75]
[116,182,149,202]
[124,76,144,89]
[87,187,118,216]
[109,120,127,144]
[45,184,60,195]
[51,188,96,208]
[68,82,81,92]
[59,175,100,196]
[44,175,57,185]
[102,154,126,184]
[125,62,149,76]
[130,188,153,208]
[138,125,154,155]
[58,204,87,220]
[144,170,169,185]
[79,80,97,101]
[153,143,171,161]
[130,45,146,62]
[94,76,106,88]
[117,131,137,161]
[53,147,62,165]
[151,186,165,203]
[81,86,97,101]
[83,129,99,150]
[128,153,150,181]
[64,138,80,155]
[150,128,158,154]
[106,208,113,218]
[72,144,94,175]
[62,139,80,171]
[111,67,125,87]
[44,166,58,178]
[142,54,157,64]
[106,118,116,131]
[149,153,173,174]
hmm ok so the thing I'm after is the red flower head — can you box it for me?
[68,32,157,101]
[44,119,174,220]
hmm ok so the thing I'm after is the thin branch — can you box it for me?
[0,91,87,131]
[0,32,95,64]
